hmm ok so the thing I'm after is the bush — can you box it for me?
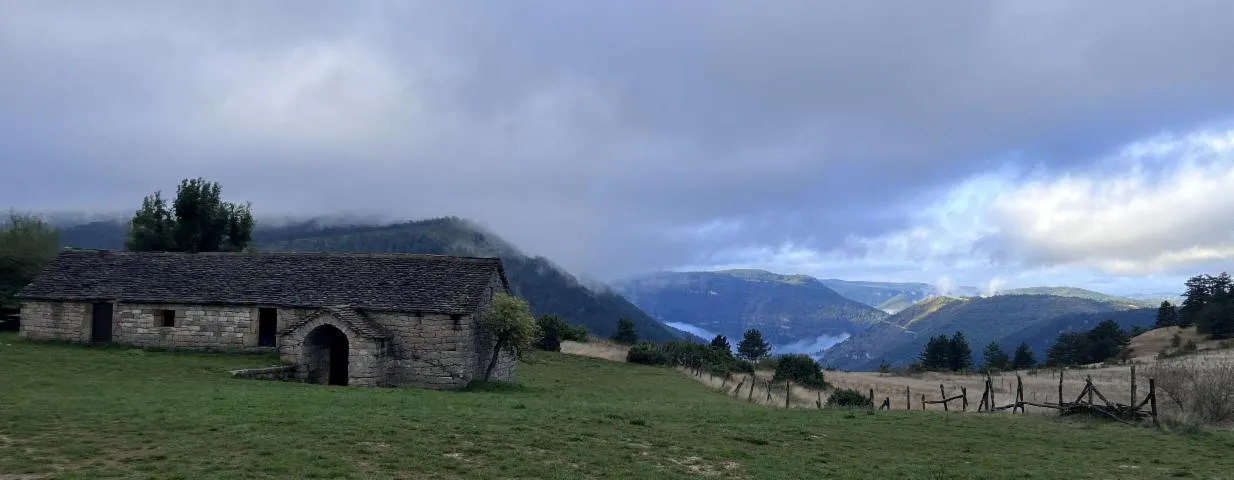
[534,315,568,352]
[1146,356,1234,426]
[1171,333,1183,348]
[561,324,588,342]
[756,357,779,371]
[773,354,830,389]
[626,342,669,365]
[826,388,872,409]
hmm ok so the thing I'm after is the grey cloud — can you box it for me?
[3,1,1234,281]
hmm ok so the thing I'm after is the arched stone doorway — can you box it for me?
[304,324,349,386]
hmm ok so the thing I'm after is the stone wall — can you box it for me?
[369,270,517,389]
[18,300,90,342]
[19,300,291,352]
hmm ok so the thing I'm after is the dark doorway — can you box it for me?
[257,308,277,347]
[303,325,349,386]
[90,302,113,343]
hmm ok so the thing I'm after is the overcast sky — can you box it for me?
[4,1,1234,295]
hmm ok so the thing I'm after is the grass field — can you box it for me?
[4,333,1234,479]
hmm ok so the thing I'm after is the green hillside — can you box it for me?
[50,217,689,343]
[614,270,888,347]
[819,279,980,313]
[997,286,1156,308]
[5,333,1232,478]
[824,294,1128,370]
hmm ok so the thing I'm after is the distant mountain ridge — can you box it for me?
[995,286,1156,308]
[613,269,889,355]
[47,216,693,343]
[819,279,981,313]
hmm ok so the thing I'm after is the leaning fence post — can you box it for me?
[940,384,948,412]
[961,386,968,411]
[1016,374,1024,414]
[1130,365,1137,409]
[748,376,755,402]
[1149,378,1159,427]
[987,374,996,411]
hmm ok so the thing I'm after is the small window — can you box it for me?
[160,309,176,327]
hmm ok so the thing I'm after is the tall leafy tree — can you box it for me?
[736,328,772,361]
[612,318,639,344]
[1154,300,1179,328]
[126,177,254,253]
[981,342,1010,371]
[1011,342,1037,369]
[478,293,540,380]
[947,331,973,371]
[0,213,61,309]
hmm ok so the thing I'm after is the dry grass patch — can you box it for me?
[559,339,629,362]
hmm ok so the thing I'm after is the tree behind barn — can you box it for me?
[0,213,60,309]
[126,177,254,253]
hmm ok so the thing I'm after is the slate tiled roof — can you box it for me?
[17,249,510,314]
[279,305,390,339]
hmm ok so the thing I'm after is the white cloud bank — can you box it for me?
[683,124,1234,294]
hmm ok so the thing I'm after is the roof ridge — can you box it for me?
[58,248,501,262]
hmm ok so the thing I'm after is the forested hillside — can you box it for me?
[824,294,1130,370]
[50,217,691,342]
[614,269,888,347]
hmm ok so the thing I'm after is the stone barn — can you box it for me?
[16,249,518,389]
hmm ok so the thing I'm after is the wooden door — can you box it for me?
[91,302,113,343]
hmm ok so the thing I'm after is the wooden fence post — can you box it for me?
[785,380,791,408]
[920,394,925,411]
[1058,368,1064,410]
[766,379,773,402]
[817,391,823,409]
[1149,378,1159,427]
[1015,375,1024,414]
[748,376,755,402]
[906,386,911,411]
[1086,376,1094,406]
[868,388,875,412]
[987,374,996,411]
[939,384,948,412]
[961,386,968,411]
[1130,365,1137,408]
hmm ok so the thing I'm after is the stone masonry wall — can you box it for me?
[371,311,477,389]
[20,300,294,352]
[18,300,90,342]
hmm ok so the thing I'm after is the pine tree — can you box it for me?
[1085,319,1129,363]
[1011,342,1037,369]
[947,331,973,371]
[1179,274,1214,327]
[736,329,772,361]
[611,318,639,344]
[1154,300,1179,328]
[709,334,733,356]
[982,342,1010,371]
[918,335,951,371]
